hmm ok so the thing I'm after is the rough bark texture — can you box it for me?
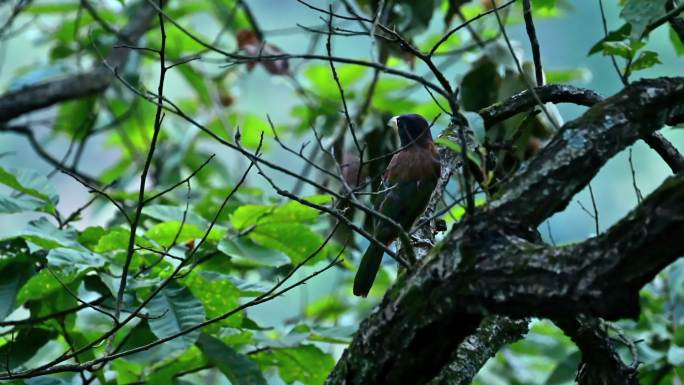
[325,77,684,385]
[0,1,158,122]
[556,316,640,385]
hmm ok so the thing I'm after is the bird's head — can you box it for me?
[388,113,432,147]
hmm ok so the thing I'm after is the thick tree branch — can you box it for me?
[479,84,684,174]
[326,77,684,385]
[555,316,640,385]
[478,84,604,127]
[0,1,157,122]
[645,132,684,173]
[427,316,529,385]
[490,77,684,226]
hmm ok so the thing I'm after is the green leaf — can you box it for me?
[0,263,34,320]
[78,226,107,249]
[183,271,243,330]
[601,41,633,60]
[54,97,97,136]
[249,223,325,265]
[196,333,267,385]
[253,345,335,385]
[229,197,330,264]
[142,204,209,227]
[0,166,58,206]
[218,237,290,267]
[588,24,631,55]
[47,247,106,273]
[16,269,79,304]
[620,0,668,40]
[0,194,47,213]
[5,217,79,249]
[117,320,170,364]
[146,282,206,351]
[670,27,684,55]
[460,59,500,111]
[545,351,581,385]
[304,64,368,99]
[0,328,56,370]
[26,378,70,385]
[146,347,207,385]
[435,137,482,165]
[94,227,131,253]
[0,237,32,271]
[630,50,661,71]
[144,221,225,248]
[25,3,80,14]
[545,68,590,83]
[532,0,556,9]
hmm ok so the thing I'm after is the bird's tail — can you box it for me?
[353,243,385,297]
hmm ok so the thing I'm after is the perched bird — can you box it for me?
[353,114,440,297]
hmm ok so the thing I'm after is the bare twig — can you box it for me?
[115,1,167,328]
[522,0,543,86]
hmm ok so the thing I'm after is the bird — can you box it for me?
[353,114,441,297]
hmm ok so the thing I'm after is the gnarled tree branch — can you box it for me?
[326,77,684,385]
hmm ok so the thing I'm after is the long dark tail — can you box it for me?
[353,243,384,297]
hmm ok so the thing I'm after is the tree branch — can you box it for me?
[0,0,158,122]
[555,316,640,385]
[325,77,684,385]
[489,77,684,226]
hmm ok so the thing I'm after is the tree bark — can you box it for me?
[326,77,684,385]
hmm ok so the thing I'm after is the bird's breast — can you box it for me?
[384,145,440,185]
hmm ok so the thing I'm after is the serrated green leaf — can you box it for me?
[146,282,206,351]
[196,333,267,385]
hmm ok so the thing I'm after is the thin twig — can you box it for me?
[522,0,543,86]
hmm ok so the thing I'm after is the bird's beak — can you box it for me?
[387,116,399,130]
